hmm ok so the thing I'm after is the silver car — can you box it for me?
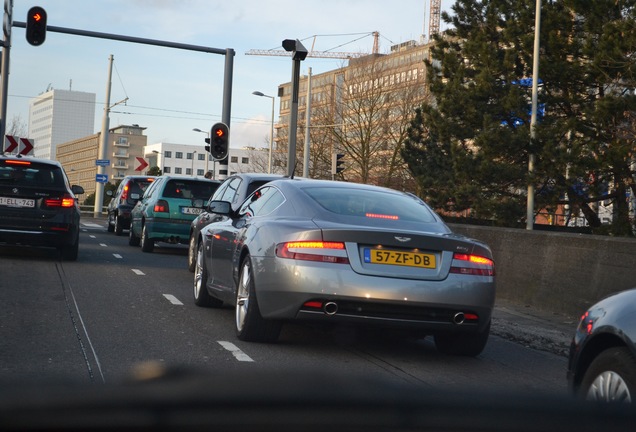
[194,178,495,356]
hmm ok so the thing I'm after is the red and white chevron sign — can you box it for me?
[4,136,34,155]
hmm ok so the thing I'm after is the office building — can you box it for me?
[29,88,96,160]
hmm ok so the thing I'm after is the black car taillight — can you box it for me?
[154,199,169,213]
[44,194,76,208]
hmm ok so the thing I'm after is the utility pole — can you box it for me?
[303,67,312,178]
[94,54,113,218]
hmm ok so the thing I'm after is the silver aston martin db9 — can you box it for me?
[193,178,495,356]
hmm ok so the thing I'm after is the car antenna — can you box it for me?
[288,160,299,179]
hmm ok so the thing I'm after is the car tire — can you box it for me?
[107,213,115,233]
[579,347,636,404]
[140,224,154,253]
[187,234,197,272]
[128,223,140,246]
[193,241,223,308]
[434,320,490,357]
[235,255,281,343]
[60,232,79,261]
[114,214,123,236]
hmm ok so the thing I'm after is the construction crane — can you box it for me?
[246,32,380,59]
[428,0,441,40]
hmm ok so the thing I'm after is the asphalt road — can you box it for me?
[0,217,571,399]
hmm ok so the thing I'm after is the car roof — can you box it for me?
[268,177,403,194]
[226,173,285,181]
[0,154,63,168]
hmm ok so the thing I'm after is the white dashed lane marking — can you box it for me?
[218,341,254,362]
[132,269,145,275]
[163,294,183,305]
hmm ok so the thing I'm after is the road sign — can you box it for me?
[96,174,108,183]
[4,136,34,155]
[135,157,148,172]
[96,159,110,167]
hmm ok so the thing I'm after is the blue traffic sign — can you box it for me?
[96,159,110,167]
[96,174,108,183]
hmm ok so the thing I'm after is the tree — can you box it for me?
[7,115,28,137]
[147,166,162,176]
[402,0,636,234]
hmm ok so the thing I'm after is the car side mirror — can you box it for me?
[207,200,232,215]
[72,185,85,195]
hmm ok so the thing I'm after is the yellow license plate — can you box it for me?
[364,248,436,269]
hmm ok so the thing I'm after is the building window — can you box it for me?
[197,169,204,176]
[176,152,183,159]
[164,151,172,158]
[198,154,205,161]
[231,156,238,163]
[241,157,249,164]
[186,168,192,175]
[164,167,171,173]
[175,167,182,174]
[187,152,194,160]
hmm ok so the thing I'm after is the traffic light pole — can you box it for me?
[5,18,235,188]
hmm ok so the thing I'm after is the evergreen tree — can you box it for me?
[403,0,636,234]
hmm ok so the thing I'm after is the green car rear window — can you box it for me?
[163,180,216,200]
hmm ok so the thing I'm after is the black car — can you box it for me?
[106,175,157,235]
[567,288,636,404]
[0,154,84,260]
[187,173,283,271]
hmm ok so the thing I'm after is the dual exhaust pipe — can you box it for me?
[322,301,468,325]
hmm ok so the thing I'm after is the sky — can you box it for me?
[7,0,454,150]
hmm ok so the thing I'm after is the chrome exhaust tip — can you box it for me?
[323,302,338,316]
[452,312,465,325]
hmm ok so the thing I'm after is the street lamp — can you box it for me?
[193,128,213,178]
[252,91,275,174]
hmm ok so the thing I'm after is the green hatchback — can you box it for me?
[129,175,221,252]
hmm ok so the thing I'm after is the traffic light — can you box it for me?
[208,122,229,160]
[25,6,47,46]
[332,153,345,175]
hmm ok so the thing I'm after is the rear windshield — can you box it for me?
[304,186,438,223]
[129,179,154,196]
[0,161,65,188]
[162,179,218,200]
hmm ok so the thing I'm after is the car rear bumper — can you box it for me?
[0,224,79,247]
[144,219,191,244]
[251,256,495,332]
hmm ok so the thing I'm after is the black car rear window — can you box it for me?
[304,186,437,223]
[0,162,65,188]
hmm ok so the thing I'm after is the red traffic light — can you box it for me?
[26,6,47,46]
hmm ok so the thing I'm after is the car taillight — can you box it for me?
[154,199,169,213]
[121,184,129,201]
[276,241,349,264]
[449,253,495,276]
[44,194,76,208]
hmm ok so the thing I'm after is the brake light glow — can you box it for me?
[154,200,169,213]
[121,184,130,201]
[276,241,349,264]
[5,160,31,166]
[44,195,76,208]
[450,253,495,276]
[365,212,399,220]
